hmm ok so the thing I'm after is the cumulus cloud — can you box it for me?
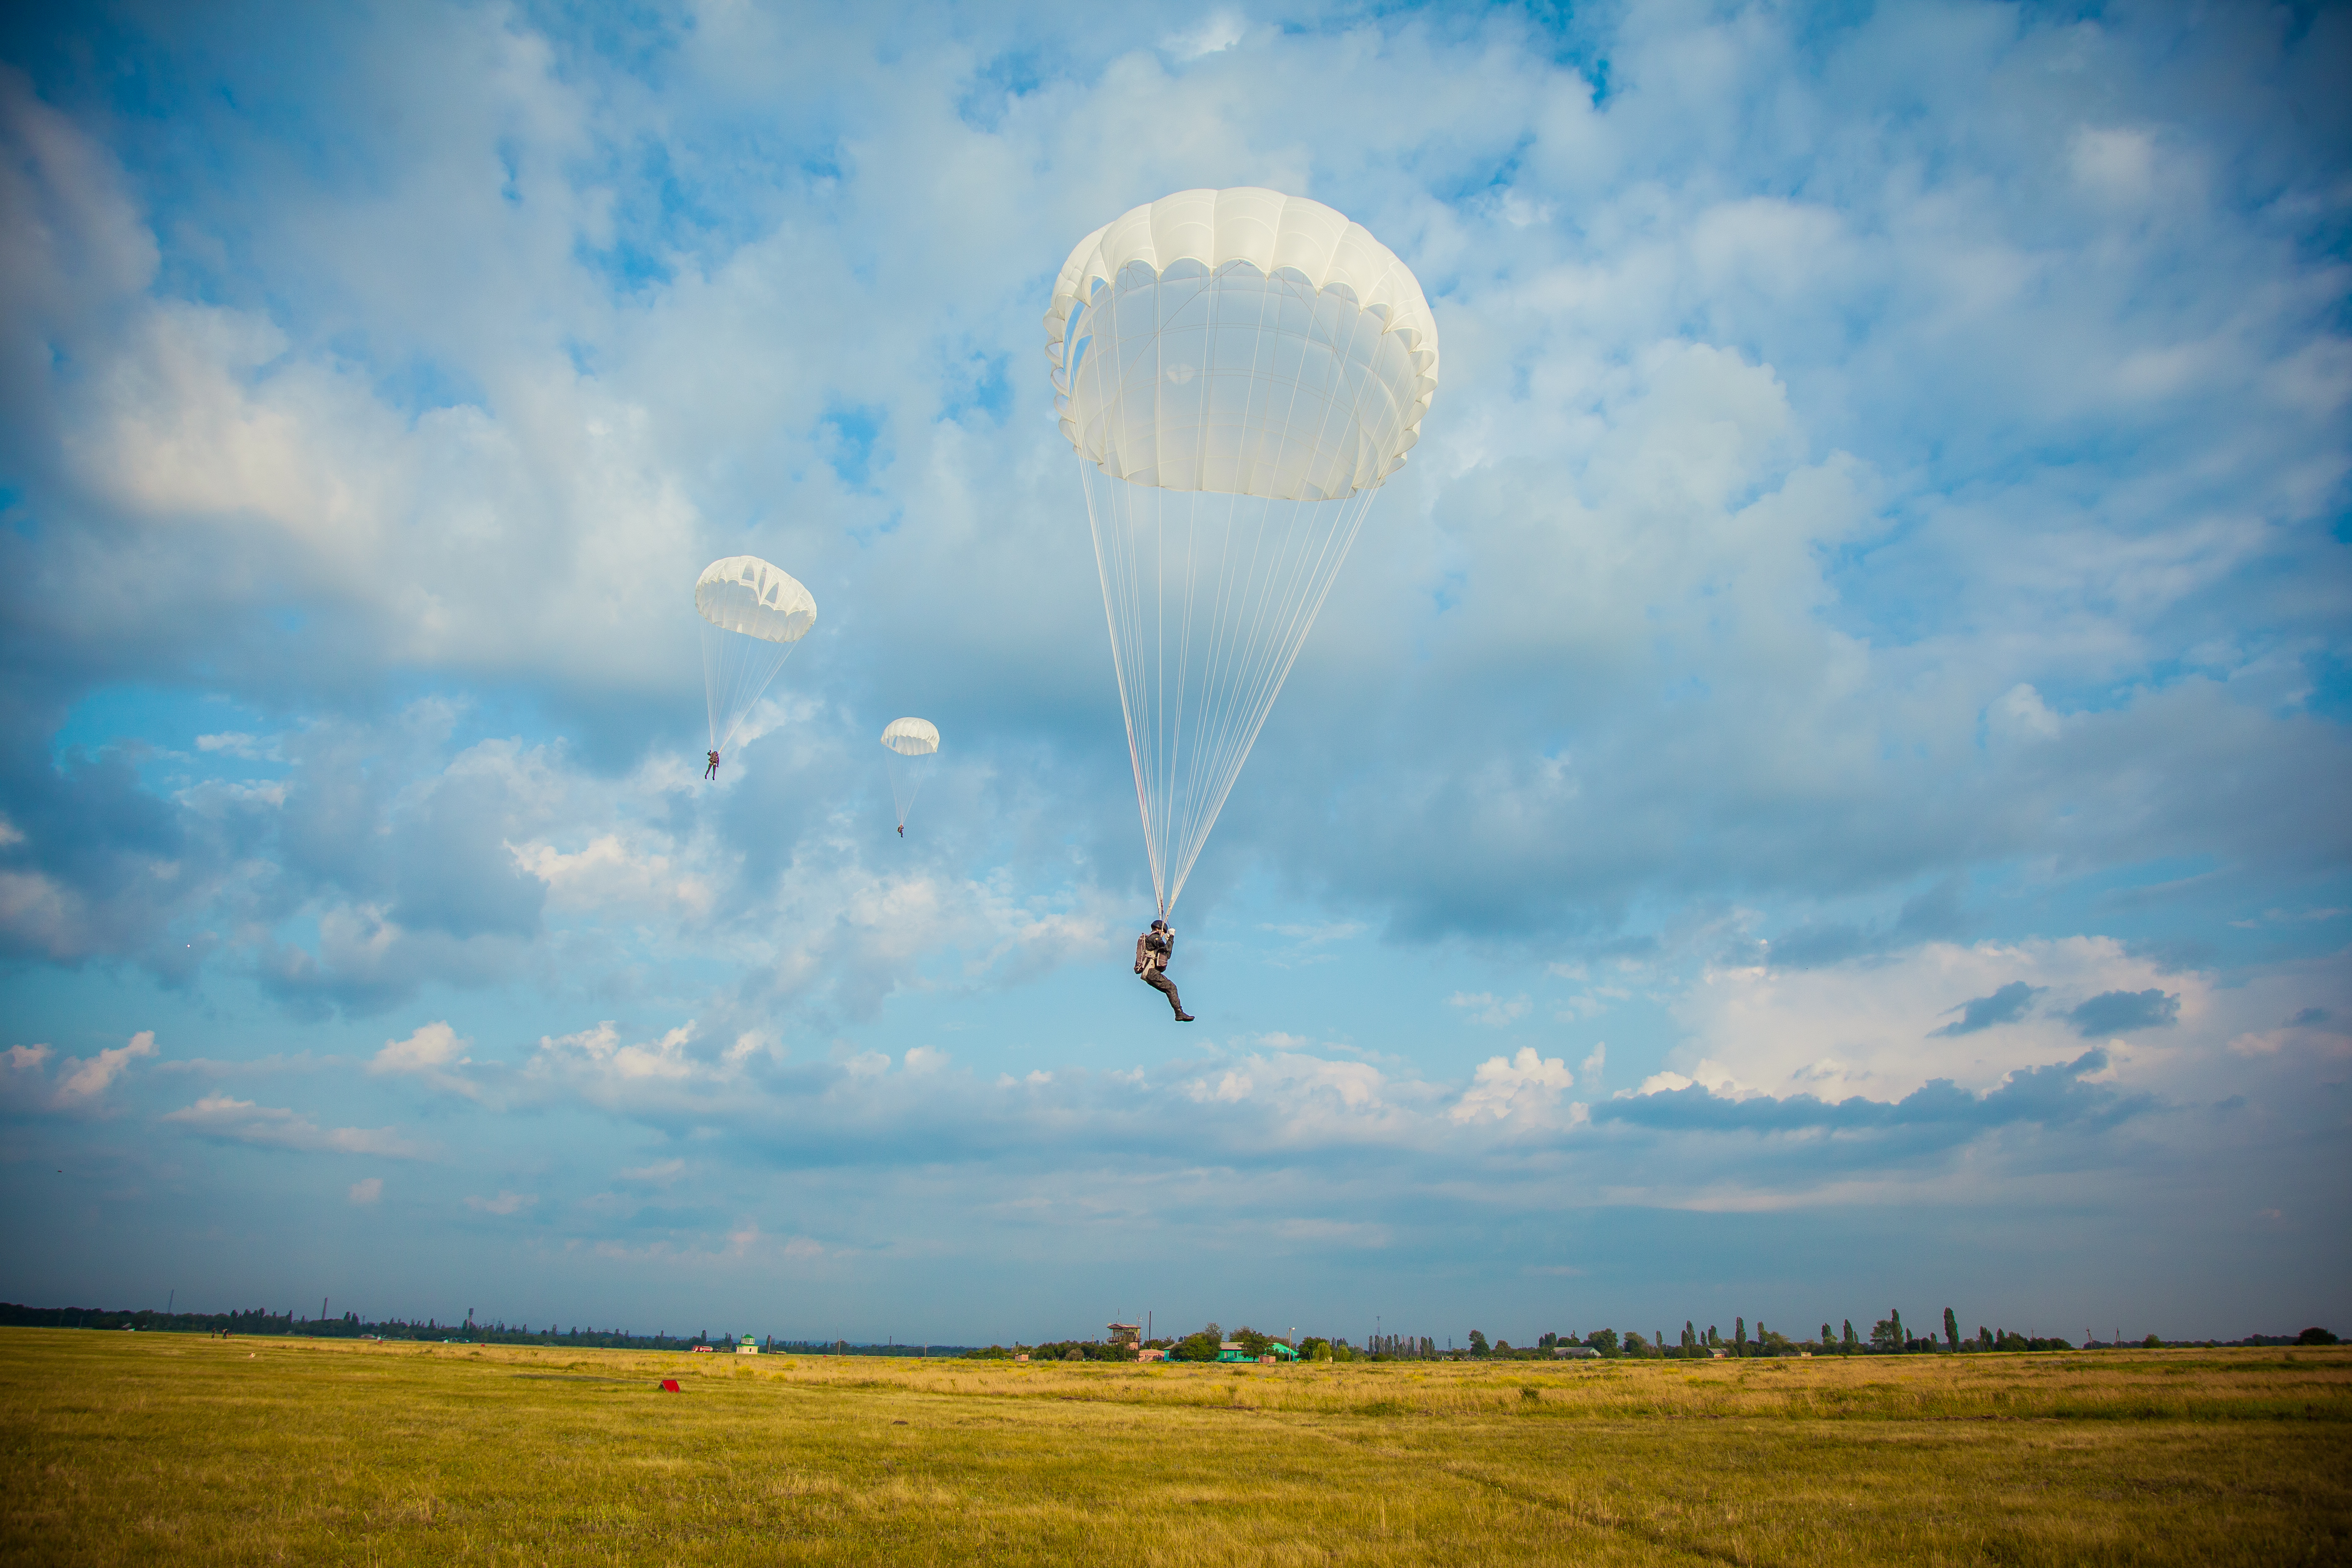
[1450,1048,1575,1124]
[367,1021,475,1094]
[2,1030,157,1112]
[1597,1050,2143,1139]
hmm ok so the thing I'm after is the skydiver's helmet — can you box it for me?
[1151,920,1166,931]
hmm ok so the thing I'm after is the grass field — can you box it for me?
[2,1330,2346,1565]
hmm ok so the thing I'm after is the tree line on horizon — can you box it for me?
[3,1303,2339,1355]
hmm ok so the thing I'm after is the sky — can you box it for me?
[0,0,2346,1350]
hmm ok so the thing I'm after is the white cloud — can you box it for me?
[348,1176,383,1204]
[1450,1047,1574,1124]
[55,1029,157,1103]
[1448,992,1531,1027]
[367,1021,473,1093]
[1161,11,1244,61]
[1670,939,2215,1101]
[4,1032,157,1112]
[162,1093,423,1156]
[465,1191,536,1216]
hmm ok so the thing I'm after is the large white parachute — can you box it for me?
[696,556,817,754]
[1046,188,1439,916]
[880,717,939,832]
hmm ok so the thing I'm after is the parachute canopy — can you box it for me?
[1047,186,1439,500]
[695,556,816,755]
[1046,189,1438,916]
[696,556,817,643]
[880,717,939,831]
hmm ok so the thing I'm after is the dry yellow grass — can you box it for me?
[1,1329,2345,1564]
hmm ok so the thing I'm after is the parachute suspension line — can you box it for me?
[1078,480,1383,918]
[1053,189,1440,923]
[887,753,928,829]
[700,618,797,753]
[1170,274,1379,901]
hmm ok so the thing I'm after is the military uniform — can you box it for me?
[1134,926,1190,1019]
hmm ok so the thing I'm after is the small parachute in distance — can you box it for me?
[880,717,939,835]
[696,556,817,765]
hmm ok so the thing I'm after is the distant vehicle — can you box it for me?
[1552,1346,1601,1359]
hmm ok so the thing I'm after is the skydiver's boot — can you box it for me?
[1174,1010,1195,1022]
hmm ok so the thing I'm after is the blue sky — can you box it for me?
[1,0,2347,1348]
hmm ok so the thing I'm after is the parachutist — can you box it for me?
[1134,918,1193,1021]
[704,750,720,780]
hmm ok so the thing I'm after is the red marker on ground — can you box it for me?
[659,1379,681,1392]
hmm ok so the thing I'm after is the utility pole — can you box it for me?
[321,1297,328,1323]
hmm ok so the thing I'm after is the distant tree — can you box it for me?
[1841,1320,1857,1354]
[1945,1308,1960,1350]
[1682,1322,1697,1352]
[1869,1316,1903,1352]
[1706,1325,1721,1349]
[1734,1317,1746,1356]
[1821,1323,1834,1348]
[1468,1330,1490,1356]
[1171,1331,1221,1362]
[2298,1327,2340,1346]
[1589,1328,1620,1354]
[1891,1308,1904,1345]
[1539,1332,1558,1350]
[2143,1334,2163,1348]
[1977,1326,1992,1350]
[1623,1331,1649,1355]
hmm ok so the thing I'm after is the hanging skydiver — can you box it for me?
[704,750,720,780]
[1133,919,1194,1021]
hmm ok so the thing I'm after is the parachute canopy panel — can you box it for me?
[880,717,940,756]
[1045,188,1441,501]
[696,556,817,644]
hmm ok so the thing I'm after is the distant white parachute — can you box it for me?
[1046,187,1439,916]
[880,717,939,833]
[695,556,817,756]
